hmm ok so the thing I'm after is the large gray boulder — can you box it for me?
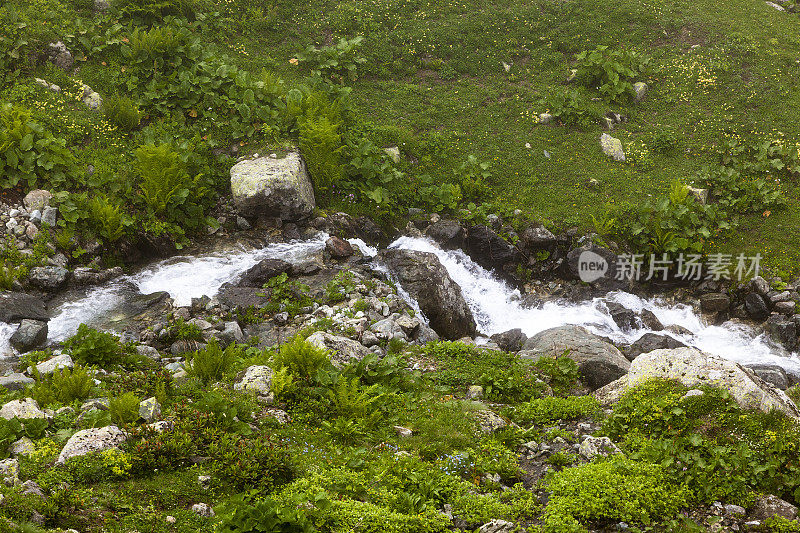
[0,398,46,420]
[56,425,127,464]
[306,331,372,367]
[230,152,316,221]
[0,292,48,322]
[380,249,477,340]
[28,266,69,291]
[9,319,48,352]
[520,325,630,390]
[234,365,274,394]
[594,347,800,418]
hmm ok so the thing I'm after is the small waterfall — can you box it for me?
[388,236,800,373]
[0,322,15,358]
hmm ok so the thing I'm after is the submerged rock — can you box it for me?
[230,152,315,221]
[9,319,48,352]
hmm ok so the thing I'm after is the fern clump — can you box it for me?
[30,366,94,407]
[186,340,242,385]
[103,94,141,132]
[272,336,331,384]
[109,391,141,425]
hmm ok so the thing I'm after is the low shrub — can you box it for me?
[63,324,127,368]
[103,94,141,132]
[543,457,689,531]
[272,336,332,385]
[108,391,141,425]
[186,339,242,385]
[513,396,600,426]
[573,46,650,102]
[30,365,94,407]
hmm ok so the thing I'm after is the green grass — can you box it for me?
[219,0,800,271]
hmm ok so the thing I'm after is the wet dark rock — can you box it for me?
[464,225,519,272]
[28,266,69,291]
[0,292,48,323]
[700,293,731,313]
[425,219,465,250]
[604,301,638,331]
[236,258,292,287]
[623,333,686,361]
[490,328,528,352]
[765,315,798,352]
[640,309,664,331]
[746,364,789,390]
[745,292,770,321]
[9,320,48,352]
[380,248,476,340]
[565,244,618,282]
[325,236,353,258]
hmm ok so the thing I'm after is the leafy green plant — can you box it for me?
[297,36,366,83]
[103,94,141,132]
[186,339,242,385]
[216,493,317,533]
[0,102,76,189]
[573,45,650,102]
[541,89,600,127]
[299,114,345,194]
[324,270,356,303]
[532,354,581,394]
[543,457,689,531]
[513,396,600,426]
[261,273,312,316]
[109,391,141,425]
[63,324,127,368]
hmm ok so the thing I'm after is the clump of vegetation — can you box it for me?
[63,324,128,368]
[103,94,141,132]
[573,45,650,102]
[186,339,242,385]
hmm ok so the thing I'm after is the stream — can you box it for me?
[1,233,798,374]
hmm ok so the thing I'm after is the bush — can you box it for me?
[109,391,141,425]
[103,94,141,132]
[186,339,241,385]
[513,396,600,426]
[63,324,126,368]
[296,36,366,83]
[541,89,600,127]
[543,457,689,532]
[299,114,345,195]
[216,493,316,533]
[208,433,296,493]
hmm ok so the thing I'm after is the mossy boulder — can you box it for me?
[230,152,316,221]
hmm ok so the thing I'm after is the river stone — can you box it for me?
[520,224,557,250]
[465,225,519,271]
[217,321,245,348]
[565,244,618,282]
[0,374,34,391]
[325,236,353,258]
[56,425,127,464]
[491,329,527,352]
[36,353,74,374]
[425,219,465,250]
[380,249,477,340]
[520,325,630,390]
[0,398,46,420]
[700,293,730,313]
[230,152,315,220]
[640,309,665,331]
[0,292,48,322]
[475,408,508,433]
[9,319,48,352]
[594,347,800,418]
[477,520,516,533]
[306,331,372,367]
[600,133,625,161]
[623,333,686,361]
[23,189,52,212]
[745,363,789,390]
[605,301,638,331]
[237,258,292,287]
[234,365,274,393]
[633,81,647,102]
[745,292,770,320]
[579,436,621,460]
[138,397,161,423]
[752,495,798,521]
[28,266,69,291]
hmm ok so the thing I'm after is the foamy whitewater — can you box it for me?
[388,236,800,373]
[2,233,798,374]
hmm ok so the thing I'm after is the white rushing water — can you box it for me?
[44,234,330,343]
[389,236,800,373]
[2,232,798,373]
